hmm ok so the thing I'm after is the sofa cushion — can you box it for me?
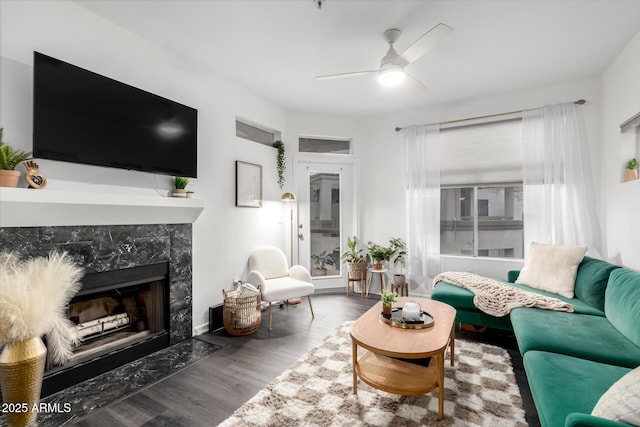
[605,268,640,348]
[515,242,587,298]
[511,308,640,368]
[524,351,631,427]
[574,256,619,312]
[592,366,640,426]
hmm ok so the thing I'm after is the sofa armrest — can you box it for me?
[507,269,520,283]
[565,413,630,427]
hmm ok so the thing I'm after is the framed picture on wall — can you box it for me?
[236,161,263,208]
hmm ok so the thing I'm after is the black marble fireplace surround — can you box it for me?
[0,223,193,396]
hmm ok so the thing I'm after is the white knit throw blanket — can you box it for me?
[433,271,574,317]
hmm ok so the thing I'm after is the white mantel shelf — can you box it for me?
[0,188,205,228]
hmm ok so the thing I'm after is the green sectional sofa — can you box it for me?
[432,256,640,427]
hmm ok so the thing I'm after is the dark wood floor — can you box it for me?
[72,293,540,426]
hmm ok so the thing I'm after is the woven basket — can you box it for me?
[223,287,261,336]
[346,261,367,279]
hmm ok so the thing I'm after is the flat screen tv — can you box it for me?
[33,52,197,178]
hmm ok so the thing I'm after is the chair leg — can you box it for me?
[268,302,272,331]
[307,295,315,319]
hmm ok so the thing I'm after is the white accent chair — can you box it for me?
[247,246,315,330]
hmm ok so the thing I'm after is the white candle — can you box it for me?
[402,301,421,321]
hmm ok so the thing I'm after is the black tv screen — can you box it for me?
[33,52,197,178]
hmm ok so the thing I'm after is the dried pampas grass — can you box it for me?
[0,251,83,365]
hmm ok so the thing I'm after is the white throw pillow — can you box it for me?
[592,366,640,426]
[515,242,587,298]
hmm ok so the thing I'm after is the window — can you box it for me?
[441,186,523,258]
[440,119,524,258]
[299,137,350,154]
[235,119,280,146]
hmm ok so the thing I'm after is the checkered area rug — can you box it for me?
[219,322,527,427]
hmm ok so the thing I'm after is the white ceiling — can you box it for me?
[75,0,640,117]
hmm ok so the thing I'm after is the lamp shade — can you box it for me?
[281,192,296,202]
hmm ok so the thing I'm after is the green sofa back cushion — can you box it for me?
[605,268,640,348]
[575,256,620,312]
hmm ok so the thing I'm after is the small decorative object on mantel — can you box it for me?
[23,161,47,189]
[272,140,286,190]
[0,127,32,188]
[172,176,190,197]
[381,290,397,319]
[624,158,638,182]
[0,251,83,427]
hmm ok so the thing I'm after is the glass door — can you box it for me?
[296,161,354,290]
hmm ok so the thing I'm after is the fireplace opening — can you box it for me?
[42,262,170,397]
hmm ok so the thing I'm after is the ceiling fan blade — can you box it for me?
[405,73,426,90]
[316,70,378,80]
[399,23,453,65]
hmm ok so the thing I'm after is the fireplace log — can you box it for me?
[75,313,130,339]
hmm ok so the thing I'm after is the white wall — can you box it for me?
[601,29,640,270]
[0,0,290,334]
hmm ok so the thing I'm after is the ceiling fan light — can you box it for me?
[378,65,406,86]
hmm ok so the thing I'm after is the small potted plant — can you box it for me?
[311,250,335,276]
[389,237,408,286]
[341,236,369,280]
[172,176,190,197]
[624,158,638,182]
[367,241,394,270]
[381,290,397,318]
[0,128,32,188]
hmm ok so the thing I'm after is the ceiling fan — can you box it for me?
[316,23,453,87]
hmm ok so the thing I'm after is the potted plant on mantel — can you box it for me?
[0,128,32,188]
[381,290,397,319]
[624,158,638,182]
[367,241,394,270]
[389,237,408,286]
[341,236,369,283]
[172,176,190,197]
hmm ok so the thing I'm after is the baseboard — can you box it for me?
[193,322,210,336]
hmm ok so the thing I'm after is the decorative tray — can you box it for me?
[380,308,435,329]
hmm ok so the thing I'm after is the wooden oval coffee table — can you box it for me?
[350,297,456,421]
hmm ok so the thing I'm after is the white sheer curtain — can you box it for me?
[402,124,441,296]
[522,102,602,257]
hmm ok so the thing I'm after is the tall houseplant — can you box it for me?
[0,251,83,426]
[389,237,408,285]
[341,236,369,283]
[0,128,32,188]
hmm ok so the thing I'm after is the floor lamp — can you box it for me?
[281,192,300,305]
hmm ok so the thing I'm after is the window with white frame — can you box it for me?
[440,119,524,258]
[235,118,281,146]
[299,137,350,154]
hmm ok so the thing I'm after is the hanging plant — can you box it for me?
[272,140,286,189]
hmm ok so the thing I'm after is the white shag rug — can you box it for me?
[219,322,527,427]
